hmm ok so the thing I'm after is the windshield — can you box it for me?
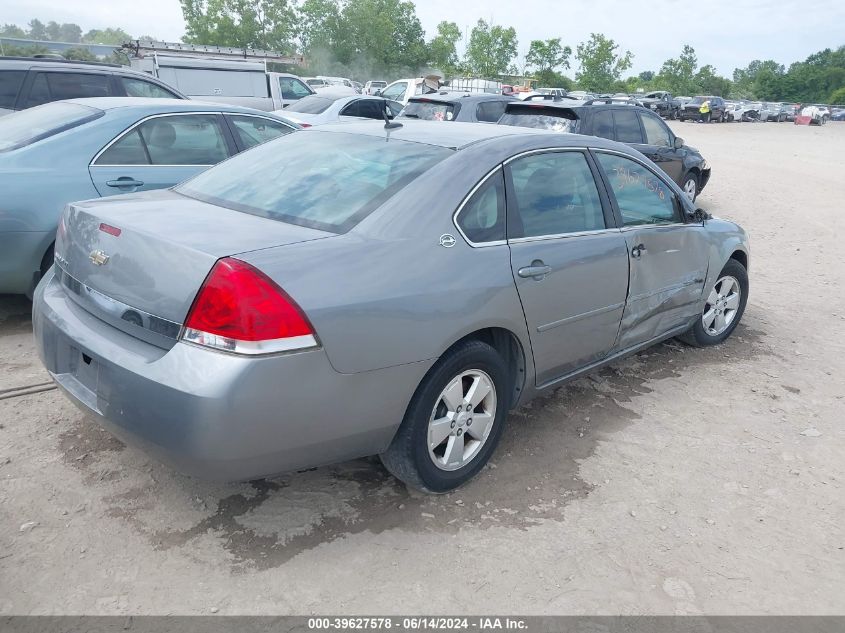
[284,95,335,114]
[400,100,458,121]
[0,102,103,152]
[177,131,453,233]
[371,82,386,88]
[689,97,706,105]
[499,108,578,132]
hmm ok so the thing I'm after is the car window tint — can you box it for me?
[25,74,51,107]
[95,129,150,165]
[340,100,363,117]
[0,70,26,109]
[641,114,671,147]
[401,100,456,121]
[612,110,643,143]
[356,99,387,119]
[47,73,113,101]
[456,171,506,243]
[591,110,614,139]
[380,82,407,101]
[120,77,177,99]
[279,77,311,100]
[228,115,293,150]
[0,102,104,152]
[285,95,334,114]
[137,114,229,165]
[509,152,606,238]
[596,153,678,226]
[476,100,508,122]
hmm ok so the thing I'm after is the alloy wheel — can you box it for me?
[683,177,698,201]
[427,370,497,471]
[702,276,741,336]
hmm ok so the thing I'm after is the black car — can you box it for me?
[639,91,679,119]
[678,96,728,122]
[398,92,516,123]
[498,100,711,201]
[0,57,186,116]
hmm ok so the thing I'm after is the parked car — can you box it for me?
[32,119,749,491]
[831,108,845,121]
[726,102,760,122]
[399,93,516,123]
[0,57,185,117]
[638,91,679,119]
[783,103,800,122]
[678,96,728,122]
[760,102,789,122]
[364,80,387,95]
[129,54,313,111]
[277,92,402,126]
[498,101,711,200]
[379,76,442,104]
[0,98,297,295]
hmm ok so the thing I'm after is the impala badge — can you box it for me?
[89,250,110,266]
[439,234,456,248]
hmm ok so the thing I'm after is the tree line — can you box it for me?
[3,4,844,103]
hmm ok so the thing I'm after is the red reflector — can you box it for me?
[299,122,312,128]
[99,223,121,237]
[185,258,313,342]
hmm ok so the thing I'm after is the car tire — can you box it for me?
[40,243,55,278]
[380,339,510,493]
[679,259,748,347]
[682,171,699,202]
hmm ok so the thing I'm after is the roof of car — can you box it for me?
[61,97,292,118]
[409,92,515,104]
[302,119,631,153]
[0,57,123,70]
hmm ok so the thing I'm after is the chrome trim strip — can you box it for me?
[181,329,319,356]
[55,265,181,342]
[537,302,625,333]
[619,223,688,231]
[508,228,619,244]
[502,146,584,165]
[627,279,699,303]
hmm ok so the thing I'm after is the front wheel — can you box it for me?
[679,259,748,347]
[380,340,510,493]
[682,172,699,202]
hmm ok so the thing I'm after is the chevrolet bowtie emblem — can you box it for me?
[89,250,110,266]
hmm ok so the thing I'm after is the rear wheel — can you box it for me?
[679,259,748,347]
[380,340,509,493]
[39,243,55,278]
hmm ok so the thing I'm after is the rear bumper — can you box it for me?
[33,270,430,481]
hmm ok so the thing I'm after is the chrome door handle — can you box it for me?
[518,262,552,280]
[106,178,144,188]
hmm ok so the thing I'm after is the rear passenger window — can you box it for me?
[508,151,606,238]
[139,114,229,165]
[641,114,671,147]
[95,129,149,165]
[0,70,26,109]
[48,73,113,101]
[596,153,679,226]
[456,171,506,243]
[25,74,50,107]
[476,100,507,122]
[591,110,614,139]
[613,110,643,143]
[121,77,178,99]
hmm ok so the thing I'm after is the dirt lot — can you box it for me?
[1,121,843,616]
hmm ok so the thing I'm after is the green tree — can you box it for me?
[732,59,784,98]
[296,0,341,54]
[63,47,98,61]
[638,70,654,82]
[464,19,518,78]
[526,38,572,86]
[27,19,48,40]
[575,33,632,93]
[655,44,698,94]
[0,24,27,38]
[45,21,82,43]
[830,86,845,104]
[428,21,461,75]
[83,28,133,45]
[695,64,732,96]
[180,0,297,52]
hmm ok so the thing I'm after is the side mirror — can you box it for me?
[673,137,684,149]
[687,207,710,223]
[374,90,382,97]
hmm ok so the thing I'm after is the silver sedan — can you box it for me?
[33,120,749,492]
[275,91,403,127]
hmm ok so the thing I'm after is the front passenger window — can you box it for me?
[596,153,679,226]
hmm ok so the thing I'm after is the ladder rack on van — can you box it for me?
[119,40,305,66]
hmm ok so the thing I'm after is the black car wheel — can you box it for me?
[380,339,510,493]
[679,259,748,347]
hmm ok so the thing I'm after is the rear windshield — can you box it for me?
[498,107,578,132]
[689,97,707,105]
[177,131,453,233]
[0,102,103,152]
[371,81,387,88]
[401,100,459,121]
[285,95,334,114]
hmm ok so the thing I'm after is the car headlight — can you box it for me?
[701,160,709,170]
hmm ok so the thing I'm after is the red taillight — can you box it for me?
[299,122,312,128]
[182,258,317,354]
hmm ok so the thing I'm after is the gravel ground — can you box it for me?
[0,121,843,615]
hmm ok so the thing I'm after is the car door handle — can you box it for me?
[631,243,647,258]
[518,262,552,279]
[106,178,144,188]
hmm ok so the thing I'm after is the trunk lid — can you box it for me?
[55,189,333,348]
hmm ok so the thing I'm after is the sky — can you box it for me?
[4,0,845,76]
